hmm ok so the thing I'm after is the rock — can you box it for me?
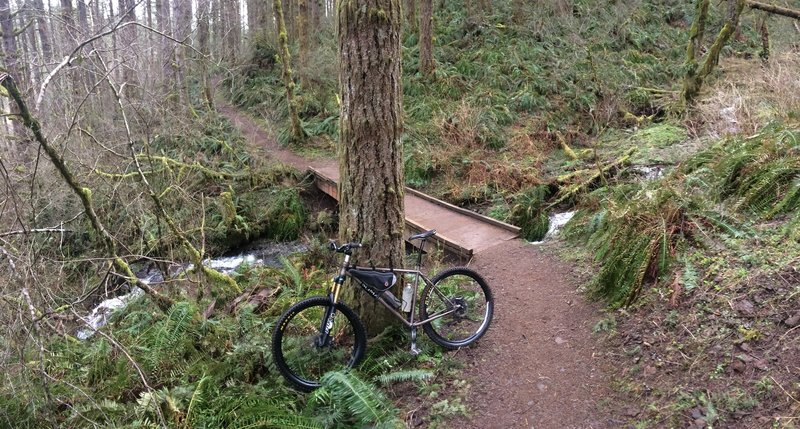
[784,312,800,328]
[693,418,707,428]
[555,336,568,345]
[643,365,657,377]
[736,354,754,363]
[731,360,746,373]
[738,342,753,353]
[624,407,640,417]
[734,299,755,316]
[753,359,769,371]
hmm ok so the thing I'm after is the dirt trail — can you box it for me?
[217,103,616,428]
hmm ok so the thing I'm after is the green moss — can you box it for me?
[632,124,687,148]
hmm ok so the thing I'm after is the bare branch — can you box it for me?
[0,228,74,238]
[36,20,206,111]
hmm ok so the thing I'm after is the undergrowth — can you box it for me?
[0,248,455,428]
[567,123,800,306]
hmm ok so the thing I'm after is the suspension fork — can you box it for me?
[317,253,351,347]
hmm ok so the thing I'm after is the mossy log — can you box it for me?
[747,1,800,20]
[0,73,174,313]
[548,147,636,208]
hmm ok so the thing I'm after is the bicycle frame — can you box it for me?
[326,242,458,328]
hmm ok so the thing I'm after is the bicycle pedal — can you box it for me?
[410,345,421,356]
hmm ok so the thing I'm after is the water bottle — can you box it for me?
[401,283,413,312]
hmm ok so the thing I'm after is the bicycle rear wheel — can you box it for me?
[420,268,493,349]
[272,296,367,391]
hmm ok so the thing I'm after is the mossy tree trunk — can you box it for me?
[338,0,405,335]
[419,0,434,76]
[682,0,745,107]
[273,0,306,142]
[681,0,710,107]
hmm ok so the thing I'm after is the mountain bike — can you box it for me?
[271,229,494,391]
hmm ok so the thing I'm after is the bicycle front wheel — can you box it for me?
[420,268,494,349]
[272,296,367,391]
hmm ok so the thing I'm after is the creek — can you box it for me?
[76,239,307,340]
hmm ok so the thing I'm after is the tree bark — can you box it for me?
[297,0,308,67]
[173,0,192,108]
[273,0,305,142]
[404,0,417,35]
[198,0,214,109]
[0,0,23,135]
[118,0,138,95]
[681,0,710,107]
[156,0,174,100]
[338,0,405,334]
[31,0,53,64]
[682,0,747,107]
[419,0,434,76]
[747,1,800,20]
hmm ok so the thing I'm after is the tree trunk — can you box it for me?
[682,0,745,106]
[273,0,305,142]
[681,0,710,107]
[404,0,417,35]
[118,0,138,95]
[31,0,53,65]
[173,0,192,108]
[419,0,434,76]
[338,0,405,335]
[198,0,214,110]
[0,0,23,135]
[297,0,308,67]
[156,0,174,100]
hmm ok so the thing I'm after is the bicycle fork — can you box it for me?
[316,305,337,348]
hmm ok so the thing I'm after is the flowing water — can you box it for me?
[76,240,306,339]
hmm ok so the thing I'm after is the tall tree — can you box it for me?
[404,0,417,34]
[197,0,214,109]
[297,0,308,66]
[156,0,174,98]
[118,0,138,94]
[419,0,433,76]
[0,0,23,135]
[173,0,192,107]
[338,0,405,333]
[31,0,53,64]
[273,0,304,142]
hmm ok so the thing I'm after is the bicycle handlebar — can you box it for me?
[328,240,362,254]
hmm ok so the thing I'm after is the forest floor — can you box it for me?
[217,100,619,428]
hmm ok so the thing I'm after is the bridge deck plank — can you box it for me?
[310,166,519,257]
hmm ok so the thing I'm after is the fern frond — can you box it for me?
[376,369,434,386]
[320,371,399,426]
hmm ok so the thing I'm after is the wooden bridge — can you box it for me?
[309,165,520,258]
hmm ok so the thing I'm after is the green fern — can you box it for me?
[376,369,434,386]
[320,371,401,427]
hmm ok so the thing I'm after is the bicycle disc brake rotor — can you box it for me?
[452,297,468,318]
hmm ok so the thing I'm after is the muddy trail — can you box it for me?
[216,101,617,428]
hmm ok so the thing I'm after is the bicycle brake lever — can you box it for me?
[328,240,337,251]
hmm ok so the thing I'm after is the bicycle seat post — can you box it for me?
[415,238,426,271]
